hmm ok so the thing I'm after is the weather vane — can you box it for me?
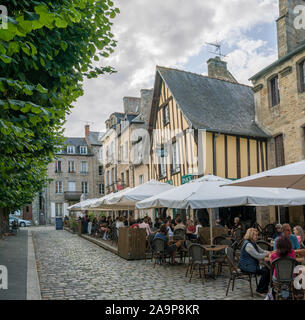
[206,41,227,58]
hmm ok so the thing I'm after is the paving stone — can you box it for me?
[32,226,262,301]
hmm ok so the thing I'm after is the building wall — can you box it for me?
[252,48,305,226]
[150,81,268,186]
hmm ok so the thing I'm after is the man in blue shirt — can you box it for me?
[273,223,300,250]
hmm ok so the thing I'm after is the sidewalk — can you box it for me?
[0,228,41,300]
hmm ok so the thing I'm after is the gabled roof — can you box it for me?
[64,137,87,147]
[154,66,269,138]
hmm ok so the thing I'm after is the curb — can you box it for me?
[26,230,41,300]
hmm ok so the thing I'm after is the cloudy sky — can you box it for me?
[64,0,279,137]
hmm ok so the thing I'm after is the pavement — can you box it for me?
[31,226,263,300]
[0,228,41,300]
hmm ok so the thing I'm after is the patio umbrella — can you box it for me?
[227,160,305,191]
[103,179,174,210]
[67,198,100,211]
[88,189,131,210]
[136,175,305,245]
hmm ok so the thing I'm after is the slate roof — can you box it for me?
[156,66,270,138]
[88,131,104,146]
[60,138,92,155]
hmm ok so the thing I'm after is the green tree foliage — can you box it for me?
[0,0,119,210]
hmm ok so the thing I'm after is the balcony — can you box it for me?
[64,191,82,201]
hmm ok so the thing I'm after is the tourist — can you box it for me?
[214,219,223,228]
[273,224,300,250]
[166,219,174,238]
[238,228,271,296]
[153,224,183,264]
[293,225,305,246]
[230,217,242,235]
[130,219,139,229]
[186,220,196,241]
[272,224,283,240]
[154,218,163,229]
[100,218,111,240]
[194,220,202,239]
[139,218,152,236]
[174,217,186,231]
[270,236,296,279]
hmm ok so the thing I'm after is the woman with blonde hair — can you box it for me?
[293,226,305,246]
[238,228,272,296]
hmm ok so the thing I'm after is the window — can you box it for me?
[55,203,63,217]
[172,142,180,173]
[126,170,129,186]
[125,141,128,161]
[99,184,104,195]
[275,134,285,167]
[68,181,76,192]
[98,166,103,176]
[80,146,88,154]
[68,161,75,173]
[121,172,124,185]
[300,60,305,92]
[55,161,62,173]
[139,175,144,185]
[55,181,63,194]
[120,145,123,162]
[67,145,75,154]
[163,104,169,125]
[270,76,280,107]
[55,146,63,154]
[80,161,88,173]
[81,181,89,194]
[108,170,112,186]
[159,145,167,178]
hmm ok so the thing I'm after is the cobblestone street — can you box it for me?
[32,226,262,300]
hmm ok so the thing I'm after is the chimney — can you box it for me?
[276,0,305,58]
[85,124,90,138]
[123,97,141,114]
[140,89,154,123]
[207,57,237,83]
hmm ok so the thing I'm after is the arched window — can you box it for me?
[299,59,305,92]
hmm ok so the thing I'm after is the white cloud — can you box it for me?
[64,0,279,137]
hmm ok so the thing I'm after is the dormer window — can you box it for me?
[80,146,88,154]
[67,145,75,154]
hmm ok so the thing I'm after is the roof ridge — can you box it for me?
[156,65,252,89]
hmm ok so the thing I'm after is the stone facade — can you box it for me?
[250,0,305,226]
[277,0,305,58]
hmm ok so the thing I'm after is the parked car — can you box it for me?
[9,215,32,227]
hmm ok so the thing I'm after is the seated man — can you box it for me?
[272,224,283,240]
[154,224,183,264]
[174,217,186,231]
[273,224,300,251]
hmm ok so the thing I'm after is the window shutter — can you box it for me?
[51,202,55,218]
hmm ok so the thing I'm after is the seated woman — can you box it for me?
[270,236,296,280]
[154,224,183,264]
[238,228,271,296]
[186,220,197,241]
[293,226,305,247]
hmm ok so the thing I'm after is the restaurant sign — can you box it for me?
[181,174,193,185]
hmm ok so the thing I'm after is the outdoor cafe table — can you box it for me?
[202,245,228,279]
